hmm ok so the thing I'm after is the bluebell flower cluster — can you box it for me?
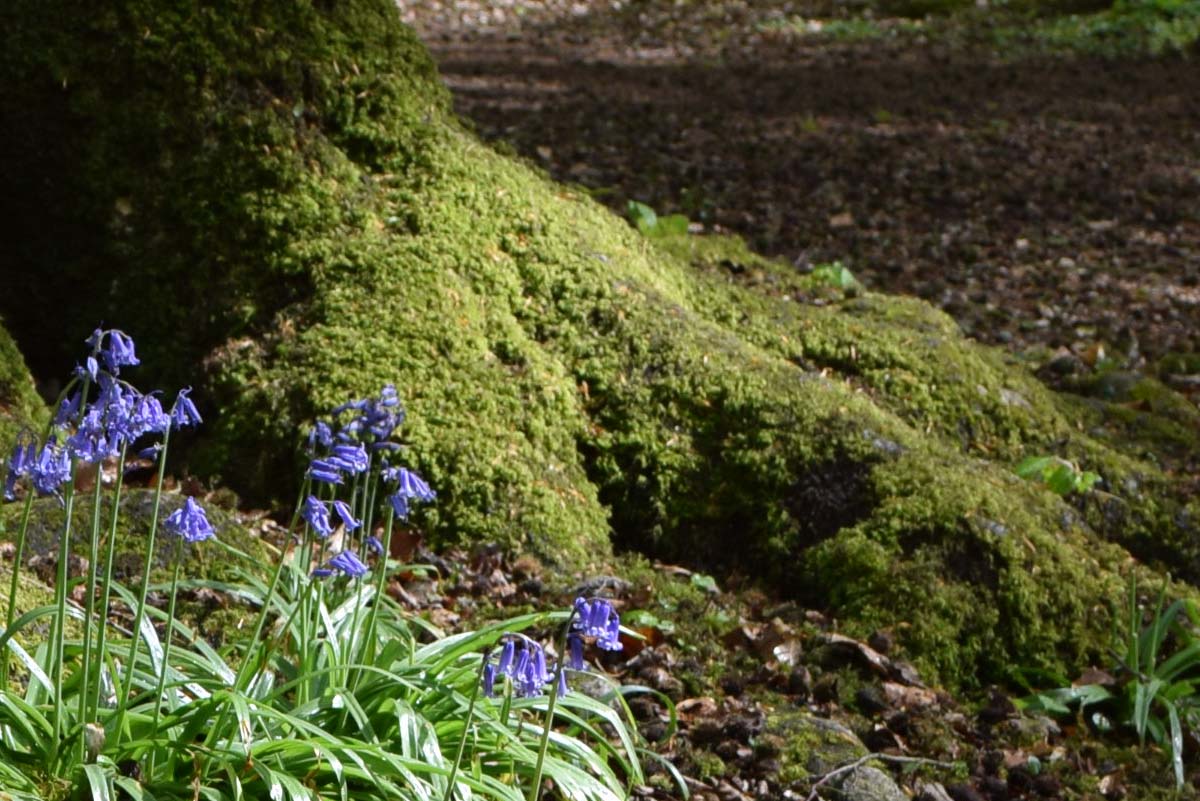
[571,597,623,655]
[165,497,216,543]
[302,385,435,581]
[484,634,555,699]
[482,597,623,700]
[2,328,202,502]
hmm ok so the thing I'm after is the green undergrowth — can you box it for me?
[2,0,1197,689]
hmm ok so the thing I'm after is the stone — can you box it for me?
[839,766,906,801]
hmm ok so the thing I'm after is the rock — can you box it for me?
[839,766,906,801]
[915,782,955,801]
[766,710,868,781]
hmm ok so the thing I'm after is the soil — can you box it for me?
[395,2,1200,798]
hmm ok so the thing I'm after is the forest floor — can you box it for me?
[403,0,1200,387]
[394,3,1200,799]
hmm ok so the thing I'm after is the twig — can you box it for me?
[806,753,959,801]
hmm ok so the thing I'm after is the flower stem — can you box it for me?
[90,444,127,722]
[76,469,106,762]
[0,489,36,689]
[528,611,577,801]
[353,505,395,689]
[444,647,491,801]
[49,455,81,770]
[111,425,171,747]
[147,551,183,779]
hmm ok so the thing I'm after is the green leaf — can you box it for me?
[811,262,859,291]
[1043,464,1078,496]
[627,201,658,234]
[690,573,719,594]
[1015,456,1054,479]
[82,764,114,801]
[1168,703,1185,790]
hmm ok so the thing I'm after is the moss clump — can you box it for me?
[0,490,270,589]
[1,0,1196,688]
[0,321,48,457]
[767,709,869,784]
[0,564,57,650]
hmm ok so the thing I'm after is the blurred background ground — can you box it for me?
[401,0,1200,394]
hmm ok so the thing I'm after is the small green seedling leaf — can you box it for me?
[627,200,658,234]
[811,262,859,291]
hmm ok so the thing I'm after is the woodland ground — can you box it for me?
[392,3,1200,799]
[402,0,1200,381]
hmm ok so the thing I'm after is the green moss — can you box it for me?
[0,490,270,589]
[0,563,57,648]
[768,709,869,784]
[0,321,48,457]
[1,0,1196,690]
[688,749,728,781]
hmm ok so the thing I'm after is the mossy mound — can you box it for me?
[0,490,270,589]
[1,0,1196,687]
[0,321,48,458]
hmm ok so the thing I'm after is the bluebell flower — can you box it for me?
[31,444,71,496]
[598,615,623,652]
[567,633,585,671]
[386,467,436,520]
[170,387,202,429]
[516,650,545,698]
[332,500,361,531]
[366,535,384,555]
[557,668,569,697]
[53,392,82,429]
[497,640,515,676]
[483,663,496,697]
[165,497,215,543]
[84,357,100,381]
[307,458,345,485]
[302,495,333,538]
[486,636,554,698]
[328,550,368,579]
[137,444,162,461]
[391,467,436,501]
[306,421,333,453]
[100,329,139,374]
[129,393,170,438]
[311,567,334,579]
[3,439,36,500]
[572,597,623,652]
[388,492,410,520]
[332,398,368,416]
[330,443,368,474]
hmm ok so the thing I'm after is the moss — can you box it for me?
[0,489,270,589]
[0,320,48,457]
[0,563,57,648]
[1,0,1196,690]
[688,748,728,782]
[767,709,869,784]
